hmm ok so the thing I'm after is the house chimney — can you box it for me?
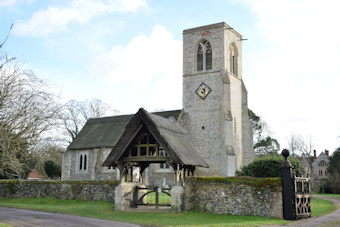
[325,149,329,157]
[314,150,316,159]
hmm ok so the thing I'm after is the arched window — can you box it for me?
[319,160,326,167]
[197,44,203,71]
[197,40,212,71]
[79,153,88,171]
[84,154,87,170]
[206,42,212,70]
[79,154,83,170]
[230,43,238,76]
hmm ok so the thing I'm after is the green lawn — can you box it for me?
[0,223,12,227]
[0,198,288,226]
[0,197,335,226]
[146,191,171,205]
[313,193,340,198]
[311,197,337,217]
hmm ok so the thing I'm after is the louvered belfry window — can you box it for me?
[197,44,204,71]
[206,42,212,70]
[197,40,212,71]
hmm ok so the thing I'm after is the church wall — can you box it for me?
[183,23,229,177]
[148,164,175,188]
[183,72,226,176]
[62,148,117,181]
[229,74,243,169]
[241,84,255,166]
[183,23,226,76]
[224,29,242,78]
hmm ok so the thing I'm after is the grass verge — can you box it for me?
[311,197,337,217]
[0,198,288,226]
[0,197,335,226]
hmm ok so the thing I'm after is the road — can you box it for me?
[0,207,140,227]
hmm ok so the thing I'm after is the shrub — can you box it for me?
[236,155,305,178]
[44,160,61,179]
[319,181,334,194]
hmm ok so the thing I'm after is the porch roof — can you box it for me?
[103,108,209,168]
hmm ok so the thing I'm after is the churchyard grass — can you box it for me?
[0,197,335,226]
[146,191,171,205]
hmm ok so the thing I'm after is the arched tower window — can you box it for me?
[197,40,212,71]
[230,43,238,76]
[197,44,203,71]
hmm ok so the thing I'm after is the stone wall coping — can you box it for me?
[183,22,242,38]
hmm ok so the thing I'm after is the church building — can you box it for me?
[62,22,255,185]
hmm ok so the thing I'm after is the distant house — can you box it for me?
[27,169,43,180]
[311,150,330,191]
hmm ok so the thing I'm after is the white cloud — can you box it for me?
[13,0,147,37]
[241,0,340,152]
[90,25,183,113]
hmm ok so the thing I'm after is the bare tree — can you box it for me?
[0,54,61,178]
[287,133,315,157]
[60,99,119,143]
[287,133,315,177]
[287,133,303,157]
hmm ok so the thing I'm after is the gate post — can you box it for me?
[155,187,159,209]
[281,149,295,220]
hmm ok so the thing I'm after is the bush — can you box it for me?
[44,160,61,179]
[236,155,305,178]
[319,181,335,194]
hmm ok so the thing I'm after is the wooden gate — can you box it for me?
[133,186,171,208]
[293,177,311,218]
[281,149,312,220]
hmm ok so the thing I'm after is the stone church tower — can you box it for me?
[182,22,254,177]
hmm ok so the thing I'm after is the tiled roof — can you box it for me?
[103,108,209,168]
[67,110,182,150]
[28,169,42,179]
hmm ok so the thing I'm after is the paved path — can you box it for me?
[264,195,340,227]
[0,207,140,227]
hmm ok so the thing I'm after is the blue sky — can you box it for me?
[1,0,339,155]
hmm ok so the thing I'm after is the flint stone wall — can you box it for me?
[184,177,283,218]
[0,180,119,202]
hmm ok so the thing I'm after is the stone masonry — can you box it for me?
[0,180,118,202]
[183,177,283,218]
[182,22,254,177]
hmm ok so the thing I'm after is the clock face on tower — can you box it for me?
[195,83,212,100]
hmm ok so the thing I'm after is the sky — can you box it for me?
[0,0,339,155]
